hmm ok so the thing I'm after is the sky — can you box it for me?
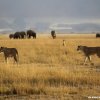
[0,0,100,31]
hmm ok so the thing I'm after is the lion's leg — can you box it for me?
[5,56,7,64]
[97,53,100,58]
[88,56,94,65]
[84,57,88,65]
[88,56,91,61]
[14,56,18,63]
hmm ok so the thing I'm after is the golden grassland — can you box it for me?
[0,34,100,99]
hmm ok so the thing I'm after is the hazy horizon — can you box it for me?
[0,0,100,32]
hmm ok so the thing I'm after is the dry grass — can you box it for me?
[0,34,100,99]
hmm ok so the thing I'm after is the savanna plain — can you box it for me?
[0,34,100,100]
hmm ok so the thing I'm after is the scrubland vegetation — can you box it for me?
[0,34,100,100]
